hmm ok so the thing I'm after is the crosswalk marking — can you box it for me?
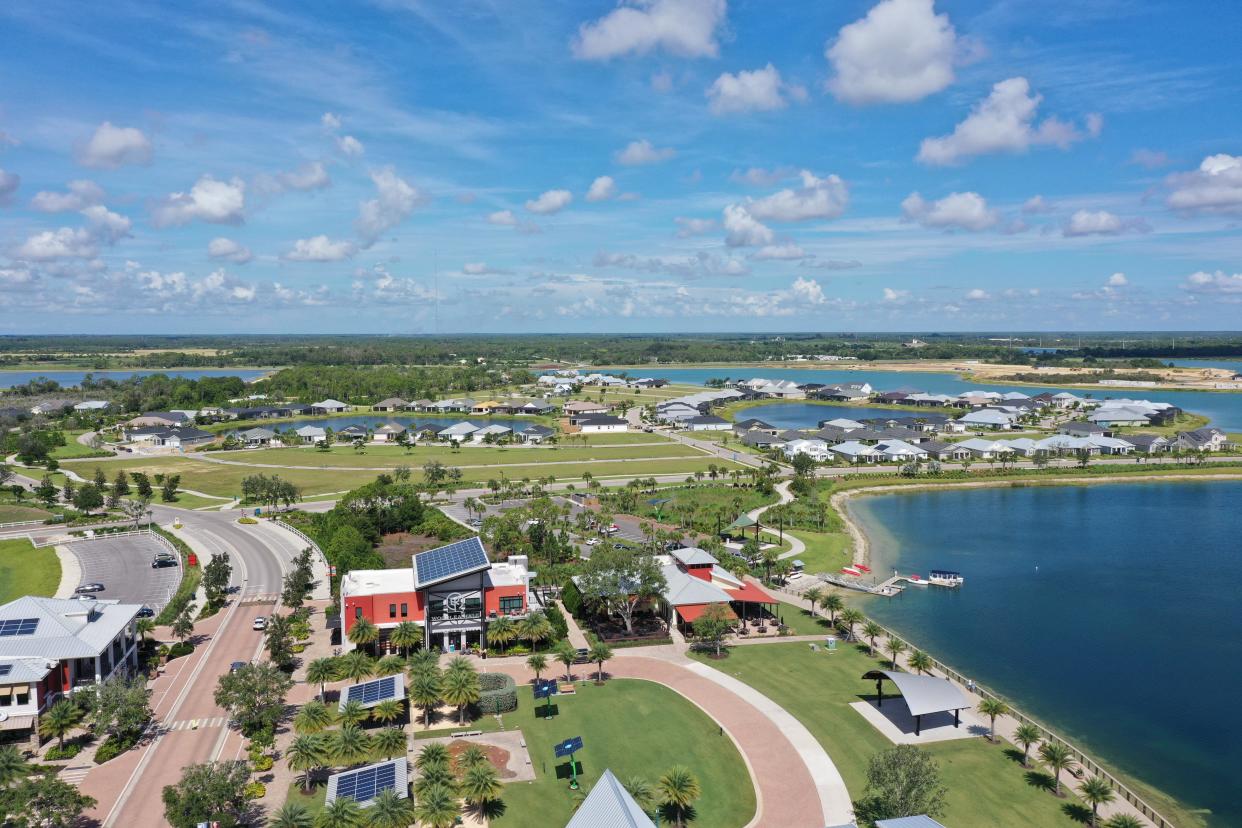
[163,716,229,731]
[60,766,91,785]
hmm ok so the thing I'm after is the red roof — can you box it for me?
[675,603,736,623]
[726,582,777,605]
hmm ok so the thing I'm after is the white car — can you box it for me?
[252,616,267,631]
[584,538,601,546]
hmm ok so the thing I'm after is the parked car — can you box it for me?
[252,616,267,631]
[151,552,178,568]
[136,606,155,618]
[573,648,590,664]
[584,538,601,546]
[229,661,247,673]
[612,543,626,549]
[74,582,105,594]
[600,524,620,536]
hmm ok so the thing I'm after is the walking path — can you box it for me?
[744,480,807,560]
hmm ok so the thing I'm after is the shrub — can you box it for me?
[45,742,83,761]
[292,643,306,653]
[238,516,258,525]
[476,672,517,715]
[544,604,569,640]
[167,641,195,660]
[251,755,274,772]
[561,582,584,618]
[243,781,266,799]
[93,735,136,764]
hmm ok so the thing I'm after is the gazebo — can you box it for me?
[862,670,971,736]
[724,513,763,542]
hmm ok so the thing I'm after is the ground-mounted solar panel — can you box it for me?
[413,536,490,587]
[346,676,398,706]
[0,618,39,637]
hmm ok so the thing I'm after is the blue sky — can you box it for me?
[1,0,1240,334]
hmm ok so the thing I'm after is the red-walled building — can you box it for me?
[340,536,534,653]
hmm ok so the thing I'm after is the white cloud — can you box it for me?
[882,287,909,302]
[675,217,717,237]
[730,167,794,186]
[1129,148,1170,169]
[752,244,807,260]
[463,262,511,275]
[208,237,253,264]
[1022,195,1054,214]
[81,205,131,243]
[746,170,848,221]
[826,0,958,105]
[280,161,331,191]
[722,204,774,247]
[14,228,97,261]
[525,189,573,215]
[284,235,356,262]
[1182,270,1242,295]
[1166,154,1242,215]
[0,168,19,205]
[152,175,246,226]
[29,180,104,212]
[321,112,342,130]
[586,176,617,202]
[77,122,152,169]
[337,135,365,157]
[965,288,990,301]
[189,268,257,304]
[901,191,998,231]
[790,277,826,305]
[572,0,727,60]
[1062,209,1146,237]
[917,77,1098,166]
[487,210,518,226]
[594,250,749,278]
[355,167,424,244]
[1107,272,1128,287]
[616,139,676,165]
[707,64,789,115]
[801,257,863,271]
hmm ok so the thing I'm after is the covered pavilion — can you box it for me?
[862,669,971,736]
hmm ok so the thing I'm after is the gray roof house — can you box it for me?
[1125,434,1169,453]
[372,398,408,411]
[1175,427,1229,452]
[565,768,655,828]
[295,425,327,443]
[1060,421,1107,437]
[312,399,350,413]
[957,409,1016,429]
[438,421,481,440]
[518,424,556,443]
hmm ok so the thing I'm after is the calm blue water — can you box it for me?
[740,403,920,430]
[853,482,1242,827]
[631,367,1242,430]
[0,369,267,388]
[235,415,533,432]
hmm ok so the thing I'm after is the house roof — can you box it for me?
[314,399,348,408]
[295,425,326,435]
[373,398,408,408]
[686,414,729,425]
[577,415,627,426]
[829,440,875,457]
[522,424,555,436]
[661,563,733,606]
[0,596,139,660]
[566,769,657,828]
[374,423,406,434]
[0,657,55,685]
[670,547,718,567]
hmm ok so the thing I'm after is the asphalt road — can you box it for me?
[66,535,183,612]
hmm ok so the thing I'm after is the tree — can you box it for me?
[441,657,481,725]
[315,795,365,828]
[839,607,864,642]
[1013,723,1042,768]
[657,765,701,828]
[131,472,154,499]
[803,586,823,617]
[0,745,25,786]
[389,621,421,657]
[486,616,515,654]
[369,787,416,828]
[337,650,375,683]
[202,554,232,608]
[1104,816,1144,828]
[624,776,657,816]
[285,733,328,794]
[576,546,667,635]
[35,475,58,507]
[92,673,152,745]
[39,699,84,750]
[409,665,443,728]
[855,745,946,824]
[526,653,548,682]
[161,760,250,828]
[0,773,96,828]
[516,610,552,651]
[693,604,734,658]
[885,636,907,670]
[907,650,933,675]
[135,617,155,644]
[123,496,151,529]
[171,605,195,645]
[413,782,460,828]
[587,639,613,683]
[977,697,1010,743]
[268,802,313,828]
[461,761,502,809]
[862,621,884,656]
[293,700,334,735]
[370,698,403,727]
[72,483,104,514]
[337,700,368,728]
[554,640,577,683]
[346,617,379,651]
[213,662,294,738]
[161,474,181,502]
[305,658,339,703]
[1038,741,1076,797]
[371,727,407,761]
[819,591,843,625]
[265,613,296,670]
[331,724,373,768]
[1080,776,1116,827]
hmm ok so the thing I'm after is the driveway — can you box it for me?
[65,534,183,612]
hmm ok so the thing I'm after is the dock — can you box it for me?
[817,572,940,597]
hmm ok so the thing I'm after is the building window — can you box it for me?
[354,607,362,620]
[499,596,523,614]
[389,604,397,619]
[400,603,408,617]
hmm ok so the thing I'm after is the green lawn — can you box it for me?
[787,529,851,575]
[0,538,61,603]
[0,503,52,523]
[213,442,702,468]
[496,679,755,828]
[692,643,1090,827]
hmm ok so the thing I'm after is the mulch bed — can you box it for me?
[377,532,447,567]
[445,739,516,779]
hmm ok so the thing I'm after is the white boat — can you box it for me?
[928,570,965,587]
[905,574,929,586]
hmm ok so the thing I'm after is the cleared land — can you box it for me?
[0,503,52,523]
[0,538,60,603]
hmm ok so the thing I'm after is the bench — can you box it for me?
[450,730,483,738]
[558,684,576,695]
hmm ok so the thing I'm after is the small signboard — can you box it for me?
[554,736,583,758]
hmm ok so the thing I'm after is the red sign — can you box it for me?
[187,553,198,567]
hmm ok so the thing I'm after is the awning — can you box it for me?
[726,582,777,605]
[0,686,12,699]
[675,603,735,624]
[0,714,34,731]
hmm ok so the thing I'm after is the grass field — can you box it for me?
[0,538,60,603]
[692,643,1093,827]
[50,436,113,460]
[786,529,852,574]
[208,442,703,468]
[0,503,52,523]
[495,679,755,828]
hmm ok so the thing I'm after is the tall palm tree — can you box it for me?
[802,587,823,617]
[587,640,613,684]
[39,698,83,750]
[416,742,451,771]
[457,745,488,769]
[526,653,548,682]
[314,795,364,828]
[977,697,1010,743]
[517,611,552,651]
[408,648,440,673]
[624,776,656,817]
[346,617,379,652]
[337,699,368,728]
[413,762,455,798]
[374,654,406,677]
[487,616,515,654]
[269,802,313,828]
[331,724,373,768]
[839,607,864,642]
[1013,723,1042,768]
[907,650,933,675]
[294,700,334,735]
[286,733,328,794]
[371,727,407,761]
[1038,741,1076,797]
[388,621,421,657]
[0,745,27,785]
[1079,776,1115,827]
[135,617,155,645]
[409,665,443,728]
[305,657,339,701]
[413,782,460,828]
[460,762,502,809]
[820,592,844,625]
[337,651,375,683]
[370,698,403,727]
[657,765,701,828]
[441,658,481,725]
[554,641,577,684]
[862,621,883,656]
[368,788,415,828]
[885,636,906,670]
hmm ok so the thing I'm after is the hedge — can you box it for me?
[153,525,201,626]
[93,734,137,764]
[476,672,517,715]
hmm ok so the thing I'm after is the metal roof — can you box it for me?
[566,768,655,828]
[412,536,491,588]
[862,670,970,717]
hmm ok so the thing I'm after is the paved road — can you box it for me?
[64,535,182,612]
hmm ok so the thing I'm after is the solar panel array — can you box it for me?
[413,537,489,587]
[0,618,39,637]
[334,762,397,804]
[346,676,398,705]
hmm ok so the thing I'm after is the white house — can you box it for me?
[295,425,327,444]
[822,417,866,431]
[438,422,480,441]
[373,423,407,443]
[684,415,731,432]
[73,400,111,412]
[474,424,512,441]
[782,438,830,462]
[956,438,1009,459]
[312,399,350,414]
[872,439,928,462]
[577,415,628,433]
[829,440,877,463]
[957,409,1016,430]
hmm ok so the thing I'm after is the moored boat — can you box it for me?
[929,569,965,587]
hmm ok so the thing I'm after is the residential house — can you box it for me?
[73,400,111,412]
[311,399,350,414]
[876,391,911,404]
[406,399,434,412]
[431,398,476,413]
[920,440,970,461]
[295,425,327,444]
[471,400,503,416]
[372,398,408,412]
[576,415,628,434]
[1034,435,1097,456]
[237,427,277,447]
[733,418,778,436]
[1087,406,1154,427]
[372,423,407,443]
[1087,435,1135,455]
[783,438,830,462]
[829,440,877,463]
[562,400,610,417]
[473,424,512,441]
[517,424,555,444]
[820,417,866,431]
[336,424,370,441]
[438,422,480,442]
[813,383,871,402]
[684,414,731,432]
[956,438,1009,459]
[872,440,928,462]
[1175,428,1229,452]
[957,409,1016,430]
[999,437,1040,457]
[1060,422,1107,438]
[740,431,786,450]
[126,411,189,428]
[1125,434,1169,454]
[1050,392,1085,408]
[903,393,956,407]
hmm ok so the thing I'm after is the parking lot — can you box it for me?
[66,535,183,613]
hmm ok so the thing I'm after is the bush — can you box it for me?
[561,582,584,618]
[251,755,274,772]
[476,672,517,715]
[238,516,258,525]
[167,641,195,660]
[243,781,266,799]
[45,742,83,761]
[93,735,136,764]
[544,604,569,640]
[292,643,306,653]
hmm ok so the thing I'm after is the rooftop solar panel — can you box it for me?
[413,537,489,587]
[346,676,397,706]
[329,760,403,806]
[0,618,39,637]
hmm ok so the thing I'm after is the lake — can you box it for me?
[0,369,269,388]
[738,403,921,430]
[852,481,1242,827]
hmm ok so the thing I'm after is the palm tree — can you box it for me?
[839,607,864,642]
[441,657,481,725]
[820,592,844,625]
[337,699,368,727]
[1104,816,1144,828]
[624,775,656,817]
[588,640,613,684]
[371,727,407,761]
[460,761,502,809]
[803,586,823,617]
[1080,776,1115,827]
[294,700,334,735]
[408,648,440,674]
[337,651,375,683]
[907,650,933,675]
[286,733,328,794]
[346,617,379,652]
[516,611,552,651]
[658,765,701,828]
[269,802,313,828]
[862,621,883,656]
[1014,723,1041,767]
[370,698,403,727]
[554,641,577,683]
[389,621,421,657]
[977,697,1010,743]
[39,698,83,750]
[368,788,415,828]
[374,654,406,677]
[135,617,155,644]
[0,745,26,786]
[526,653,548,682]
[457,744,488,769]
[314,795,364,828]
[331,724,373,767]
[1038,741,1076,797]
[306,657,338,701]
[885,636,906,670]
[487,616,515,654]
[413,782,460,828]
[409,665,443,727]
[416,742,451,770]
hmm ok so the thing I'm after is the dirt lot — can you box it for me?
[376,532,453,566]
